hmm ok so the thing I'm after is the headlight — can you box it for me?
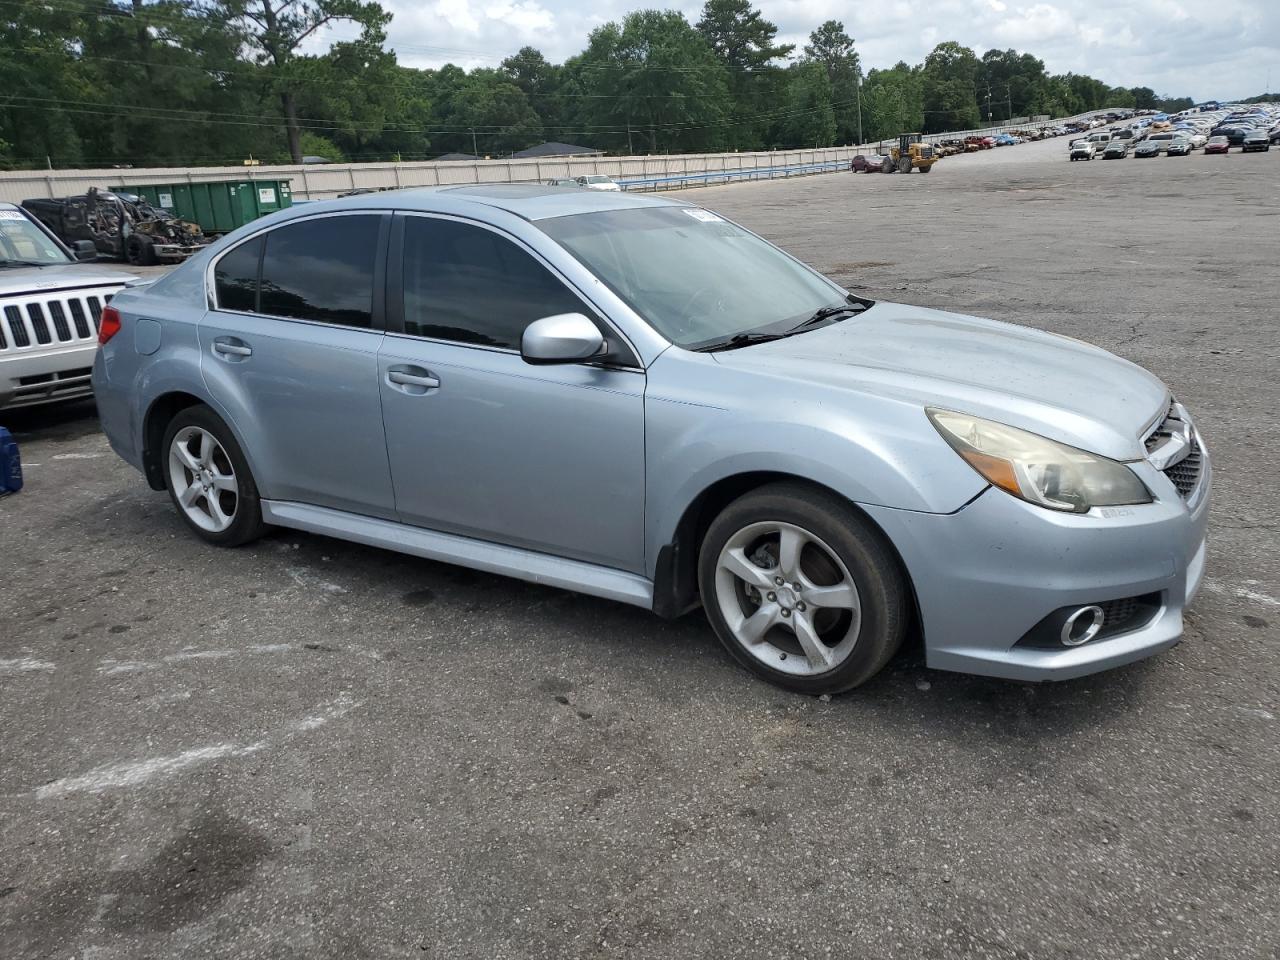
[927,408,1151,513]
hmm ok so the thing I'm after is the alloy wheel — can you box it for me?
[168,426,238,533]
[714,521,862,677]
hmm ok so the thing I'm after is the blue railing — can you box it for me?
[618,159,849,191]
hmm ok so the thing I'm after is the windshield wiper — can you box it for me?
[788,297,873,332]
[694,332,791,353]
[0,259,52,268]
[694,296,875,353]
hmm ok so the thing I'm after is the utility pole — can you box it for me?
[855,70,865,146]
[627,119,634,155]
[470,128,478,157]
[985,79,993,125]
[1005,84,1013,122]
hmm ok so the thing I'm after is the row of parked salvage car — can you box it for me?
[1068,103,1280,160]
[849,120,1092,173]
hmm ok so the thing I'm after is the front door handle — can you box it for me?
[212,337,252,359]
[386,366,440,393]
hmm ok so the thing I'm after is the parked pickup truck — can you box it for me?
[22,188,209,265]
[0,202,135,410]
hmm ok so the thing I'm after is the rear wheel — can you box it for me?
[919,163,931,173]
[162,405,265,547]
[125,235,157,266]
[699,483,908,695]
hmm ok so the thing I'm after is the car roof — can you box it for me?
[256,183,686,224]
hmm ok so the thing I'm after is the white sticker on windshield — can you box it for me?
[0,210,26,220]
[683,208,723,223]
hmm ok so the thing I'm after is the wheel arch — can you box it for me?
[141,391,207,490]
[142,391,263,496]
[651,470,921,636]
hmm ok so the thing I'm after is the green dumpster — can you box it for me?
[109,179,293,235]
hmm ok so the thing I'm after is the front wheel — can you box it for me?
[162,405,266,547]
[699,483,908,695]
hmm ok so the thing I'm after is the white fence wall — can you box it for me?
[0,111,1118,204]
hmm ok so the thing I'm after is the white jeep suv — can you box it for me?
[0,202,133,410]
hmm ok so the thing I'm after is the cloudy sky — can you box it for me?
[314,0,1277,102]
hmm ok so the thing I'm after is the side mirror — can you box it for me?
[72,240,98,262]
[521,313,606,365]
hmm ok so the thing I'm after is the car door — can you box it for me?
[378,213,646,573]
[200,212,397,519]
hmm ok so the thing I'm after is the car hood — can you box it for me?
[710,301,1169,462]
[0,262,134,297]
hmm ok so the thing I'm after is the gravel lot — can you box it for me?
[2,134,1278,959]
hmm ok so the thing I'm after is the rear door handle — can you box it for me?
[212,337,252,359]
[386,366,440,393]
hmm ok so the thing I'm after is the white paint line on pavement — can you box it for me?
[99,659,160,675]
[36,742,267,799]
[292,693,361,732]
[35,692,361,799]
[98,644,296,674]
[50,452,105,461]
[1202,579,1280,609]
[0,657,56,675]
[285,566,348,594]
[1235,707,1275,721]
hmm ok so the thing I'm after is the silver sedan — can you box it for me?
[92,187,1209,694]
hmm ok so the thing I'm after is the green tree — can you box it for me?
[862,62,923,142]
[1130,86,1158,110]
[803,20,861,143]
[696,0,791,149]
[216,0,392,162]
[776,61,835,147]
[921,42,980,132]
[576,11,732,154]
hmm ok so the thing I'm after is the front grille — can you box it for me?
[1144,401,1204,501]
[0,289,118,353]
[4,305,29,347]
[1165,438,1202,498]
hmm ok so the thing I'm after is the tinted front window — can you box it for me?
[402,217,585,349]
[214,235,262,312]
[259,215,379,327]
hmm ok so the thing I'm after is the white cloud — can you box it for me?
[357,0,1280,101]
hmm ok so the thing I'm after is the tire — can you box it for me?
[698,482,908,695]
[126,235,158,266]
[880,157,894,174]
[161,405,266,547]
[897,156,911,174]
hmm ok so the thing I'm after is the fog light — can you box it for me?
[1060,606,1105,646]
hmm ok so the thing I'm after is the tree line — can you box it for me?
[2,0,1203,170]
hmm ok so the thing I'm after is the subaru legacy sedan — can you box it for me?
[93,186,1209,695]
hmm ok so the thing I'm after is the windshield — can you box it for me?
[585,176,612,184]
[0,209,71,266]
[539,206,847,349]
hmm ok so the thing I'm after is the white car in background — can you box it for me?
[0,202,133,410]
[576,175,622,192]
[1070,141,1096,161]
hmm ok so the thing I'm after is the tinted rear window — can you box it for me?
[214,235,263,312]
[259,215,380,327]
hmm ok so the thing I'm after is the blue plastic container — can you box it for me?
[0,426,22,495]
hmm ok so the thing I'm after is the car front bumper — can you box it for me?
[0,343,97,409]
[864,451,1210,682]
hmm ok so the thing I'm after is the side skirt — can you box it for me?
[260,500,655,610]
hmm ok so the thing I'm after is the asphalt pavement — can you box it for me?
[2,134,1278,959]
